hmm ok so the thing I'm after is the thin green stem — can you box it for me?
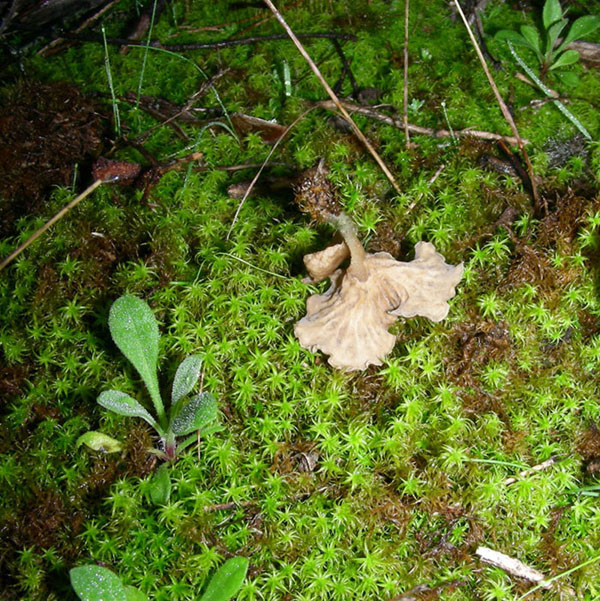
[516,552,600,599]
[467,458,529,470]
[150,390,167,431]
[135,0,159,108]
[507,41,592,140]
[102,25,121,136]
[126,43,235,135]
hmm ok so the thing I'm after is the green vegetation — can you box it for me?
[495,0,600,82]
[71,564,147,601]
[70,557,248,601]
[89,295,221,464]
[0,0,600,600]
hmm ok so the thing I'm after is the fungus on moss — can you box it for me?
[294,213,464,371]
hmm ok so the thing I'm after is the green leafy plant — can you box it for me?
[70,558,249,601]
[495,0,600,82]
[81,295,221,463]
[70,565,147,601]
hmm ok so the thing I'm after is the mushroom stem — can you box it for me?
[328,212,368,280]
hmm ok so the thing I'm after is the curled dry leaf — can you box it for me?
[294,213,464,371]
[230,113,287,144]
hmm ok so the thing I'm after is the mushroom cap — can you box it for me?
[388,242,464,322]
[302,236,349,283]
[294,242,463,371]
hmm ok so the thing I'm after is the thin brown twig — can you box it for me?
[227,0,302,38]
[178,6,269,32]
[38,0,122,56]
[226,107,317,240]
[198,161,293,172]
[515,72,559,98]
[119,0,167,54]
[314,99,529,146]
[503,456,561,486]
[126,68,230,143]
[407,163,445,211]
[403,0,410,147]
[64,31,357,51]
[0,179,104,272]
[262,0,401,196]
[476,547,551,589]
[453,0,539,209]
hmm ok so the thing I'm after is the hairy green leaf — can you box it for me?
[545,18,567,56]
[149,463,171,505]
[77,430,123,453]
[109,296,162,416]
[556,70,580,87]
[199,557,249,601]
[70,565,128,601]
[559,15,600,51]
[495,29,534,51]
[520,25,541,55]
[125,586,149,601]
[171,355,203,407]
[542,0,563,30]
[550,49,580,70]
[171,392,218,437]
[97,390,158,431]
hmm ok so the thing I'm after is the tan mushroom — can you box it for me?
[294,213,464,371]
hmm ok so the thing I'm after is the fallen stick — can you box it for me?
[65,31,357,51]
[0,179,104,273]
[314,99,529,146]
[402,0,410,147]
[263,0,401,195]
[119,0,167,54]
[38,0,122,57]
[453,0,539,208]
[476,547,551,589]
[407,163,445,211]
[226,107,316,239]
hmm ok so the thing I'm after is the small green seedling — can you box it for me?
[76,430,123,453]
[70,565,147,601]
[81,295,221,463]
[70,558,249,601]
[495,0,600,83]
[199,557,250,601]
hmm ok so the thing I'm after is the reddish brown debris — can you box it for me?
[92,157,142,184]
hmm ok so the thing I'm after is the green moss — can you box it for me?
[2,0,600,599]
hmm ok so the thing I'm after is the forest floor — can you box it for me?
[1,0,600,600]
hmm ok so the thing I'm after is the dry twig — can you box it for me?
[453,0,539,208]
[226,107,316,239]
[476,547,551,589]
[262,0,401,195]
[407,163,445,211]
[314,99,529,146]
[403,0,410,147]
[0,179,104,272]
[65,31,356,51]
[38,0,122,56]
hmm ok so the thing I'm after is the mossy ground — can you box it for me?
[1,0,600,599]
